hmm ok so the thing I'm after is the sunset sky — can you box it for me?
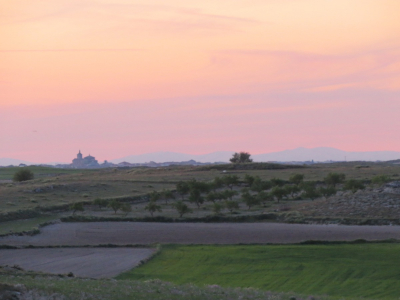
[1,0,400,163]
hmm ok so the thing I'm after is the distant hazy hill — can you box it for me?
[0,158,32,166]
[3,147,400,166]
[252,147,400,162]
[112,148,400,164]
[111,151,235,164]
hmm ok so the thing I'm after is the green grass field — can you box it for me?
[118,244,400,299]
[0,166,94,180]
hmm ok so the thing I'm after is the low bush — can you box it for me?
[13,168,34,182]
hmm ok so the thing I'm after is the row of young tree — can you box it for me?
[139,172,365,217]
[70,199,132,215]
[69,173,392,217]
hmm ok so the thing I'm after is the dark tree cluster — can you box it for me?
[230,152,253,163]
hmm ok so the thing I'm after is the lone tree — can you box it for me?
[210,176,224,192]
[13,168,34,182]
[121,203,132,216]
[206,192,219,203]
[174,201,192,218]
[70,202,84,215]
[188,189,204,208]
[145,200,162,217]
[225,200,239,213]
[93,198,108,210]
[222,189,238,201]
[256,191,273,207]
[162,189,175,204]
[176,181,190,200]
[241,191,259,210]
[108,200,122,214]
[149,191,161,202]
[251,177,272,192]
[212,202,224,215]
[270,186,287,203]
[230,152,253,163]
[302,185,320,201]
[222,175,239,190]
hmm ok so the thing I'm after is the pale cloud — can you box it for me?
[210,46,400,92]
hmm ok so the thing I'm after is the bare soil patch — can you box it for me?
[0,248,154,278]
[1,222,400,246]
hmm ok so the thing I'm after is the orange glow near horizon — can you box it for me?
[1,0,400,162]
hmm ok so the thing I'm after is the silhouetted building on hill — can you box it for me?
[72,150,99,168]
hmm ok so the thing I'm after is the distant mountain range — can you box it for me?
[252,147,400,162]
[110,151,235,164]
[2,147,400,166]
[0,158,32,166]
[110,147,400,164]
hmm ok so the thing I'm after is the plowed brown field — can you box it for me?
[0,248,154,278]
[2,222,400,246]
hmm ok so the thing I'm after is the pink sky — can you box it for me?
[1,0,400,163]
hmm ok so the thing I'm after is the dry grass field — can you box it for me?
[1,162,400,214]
[1,162,400,232]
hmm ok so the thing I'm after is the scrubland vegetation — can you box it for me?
[1,161,400,299]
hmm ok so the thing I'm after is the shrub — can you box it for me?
[324,172,346,187]
[289,174,304,185]
[13,168,34,182]
[371,175,391,185]
[319,186,337,198]
[344,179,365,193]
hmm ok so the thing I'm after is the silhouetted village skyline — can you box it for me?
[59,151,208,169]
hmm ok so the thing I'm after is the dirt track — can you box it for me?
[0,248,154,278]
[2,222,400,246]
